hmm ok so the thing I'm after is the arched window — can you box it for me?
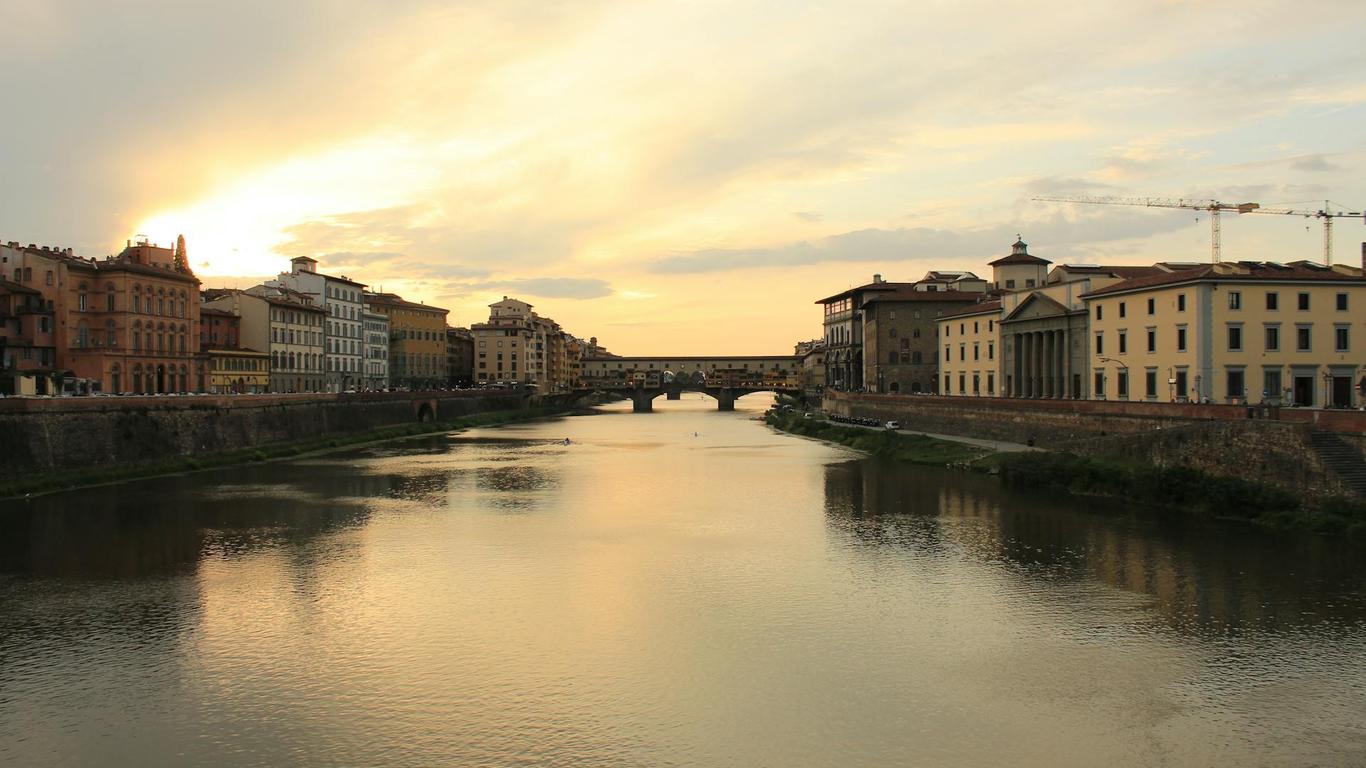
[132,285,142,313]
[132,364,143,394]
[289,352,296,371]
[105,319,116,347]
[179,365,188,393]
[105,283,116,311]
[77,283,88,312]
[132,321,141,350]
[110,364,121,393]
[75,320,90,348]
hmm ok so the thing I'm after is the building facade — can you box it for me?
[272,256,365,391]
[0,277,56,395]
[362,310,390,390]
[816,275,912,390]
[1083,260,1366,407]
[936,300,1003,397]
[208,286,326,393]
[365,293,448,389]
[861,290,982,394]
[446,326,473,387]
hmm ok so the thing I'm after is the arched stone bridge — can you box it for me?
[575,355,802,412]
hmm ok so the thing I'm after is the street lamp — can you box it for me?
[1098,357,1129,400]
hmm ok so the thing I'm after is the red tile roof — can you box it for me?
[940,300,1002,319]
[1081,261,1365,298]
[862,289,987,305]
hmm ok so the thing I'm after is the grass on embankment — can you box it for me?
[0,406,566,500]
[766,412,987,466]
[980,449,1366,535]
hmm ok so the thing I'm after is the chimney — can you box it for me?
[873,273,883,283]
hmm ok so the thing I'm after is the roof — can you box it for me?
[988,238,1051,267]
[365,292,448,314]
[862,289,986,305]
[0,277,40,295]
[1051,264,1164,279]
[581,355,800,362]
[939,300,1002,319]
[1081,261,1366,299]
[1001,292,1078,322]
[815,281,915,305]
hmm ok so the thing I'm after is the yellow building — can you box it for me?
[365,292,449,389]
[203,348,269,393]
[1082,260,1366,407]
[937,300,1003,396]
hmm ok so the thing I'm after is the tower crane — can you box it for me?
[1244,201,1363,264]
[1031,196,1261,263]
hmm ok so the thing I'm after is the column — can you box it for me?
[1032,331,1043,397]
[1062,329,1071,398]
[1043,331,1054,398]
[1021,333,1031,397]
[1012,333,1022,396]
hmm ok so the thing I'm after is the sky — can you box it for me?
[2,0,1365,355]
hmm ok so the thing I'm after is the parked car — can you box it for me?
[884,421,900,430]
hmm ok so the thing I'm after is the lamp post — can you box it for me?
[1323,370,1333,409]
[1098,357,1129,400]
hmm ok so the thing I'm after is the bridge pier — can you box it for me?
[631,388,654,413]
[716,389,736,411]
[666,390,681,400]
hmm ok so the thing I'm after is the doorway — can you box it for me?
[1293,376,1313,407]
[1332,376,1352,408]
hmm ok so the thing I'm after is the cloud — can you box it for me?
[650,209,1195,274]
[793,211,823,223]
[464,277,614,300]
[1288,154,1344,173]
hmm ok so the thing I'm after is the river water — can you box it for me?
[1,396,1364,767]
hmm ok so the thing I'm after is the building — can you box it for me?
[199,306,240,349]
[916,270,990,293]
[1,237,202,394]
[1082,259,1366,407]
[794,339,826,396]
[365,292,449,389]
[471,297,546,387]
[816,275,916,390]
[861,290,983,394]
[936,300,1003,397]
[206,286,326,393]
[271,256,365,392]
[988,237,1051,291]
[0,277,56,395]
[446,326,473,387]
[363,310,390,390]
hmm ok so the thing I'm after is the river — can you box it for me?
[2,395,1364,767]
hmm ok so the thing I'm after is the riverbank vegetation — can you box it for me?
[0,406,568,500]
[986,451,1366,535]
[766,412,986,465]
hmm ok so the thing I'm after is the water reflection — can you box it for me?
[824,459,1366,636]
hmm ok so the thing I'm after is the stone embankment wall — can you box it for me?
[825,391,1366,499]
[0,391,523,480]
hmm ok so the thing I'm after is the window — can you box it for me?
[1177,294,1186,312]
[1226,369,1245,401]
[987,374,995,394]
[1297,326,1311,352]
[1266,292,1278,311]
[1118,331,1127,354]
[1336,293,1348,311]
[1095,305,1103,321]
[1265,326,1280,351]
[1094,371,1104,397]
[988,342,994,360]
[1117,370,1128,398]
[1145,370,1157,400]
[944,346,950,362]
[888,351,897,364]
[1264,370,1281,401]
[1146,329,1156,353]
[1006,280,1016,289]
[1147,297,1155,315]
[1298,292,1310,311]
[1177,326,1188,352]
[1094,333,1103,355]
[1336,325,1350,352]
[973,344,980,360]
[1025,279,1036,288]
[1228,291,1241,310]
[958,374,965,393]
[1117,302,1126,319]
[1227,325,1242,351]
[959,346,966,361]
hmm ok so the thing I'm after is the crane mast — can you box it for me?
[1244,201,1364,264]
[1031,196,1260,263]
